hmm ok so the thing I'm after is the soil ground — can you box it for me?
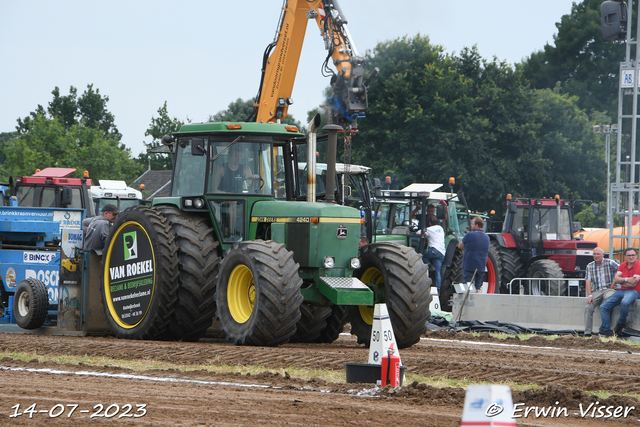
[0,328,639,426]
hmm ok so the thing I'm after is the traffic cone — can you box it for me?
[368,303,401,365]
[429,286,440,312]
[461,385,515,426]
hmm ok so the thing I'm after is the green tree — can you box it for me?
[18,85,121,139]
[520,0,625,120]
[136,101,185,170]
[4,86,141,183]
[4,114,141,183]
[353,36,605,212]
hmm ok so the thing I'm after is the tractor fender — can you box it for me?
[442,238,460,270]
[487,232,516,248]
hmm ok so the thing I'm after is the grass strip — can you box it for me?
[1,351,637,401]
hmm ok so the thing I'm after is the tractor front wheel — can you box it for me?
[215,240,303,346]
[527,259,565,296]
[349,243,431,349]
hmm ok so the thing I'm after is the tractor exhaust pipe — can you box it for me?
[307,113,321,203]
[324,124,343,203]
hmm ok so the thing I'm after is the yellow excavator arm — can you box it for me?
[247,0,378,131]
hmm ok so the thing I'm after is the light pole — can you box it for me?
[593,123,618,259]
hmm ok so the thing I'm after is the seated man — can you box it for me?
[216,145,260,193]
[600,248,640,337]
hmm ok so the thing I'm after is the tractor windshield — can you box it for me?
[531,207,573,240]
[209,139,273,195]
[171,136,276,197]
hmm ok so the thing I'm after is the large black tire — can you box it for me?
[156,206,221,342]
[314,305,348,343]
[289,303,332,343]
[102,205,179,340]
[485,241,503,294]
[500,248,524,294]
[440,248,463,312]
[527,259,565,296]
[215,240,303,346]
[349,243,431,349]
[13,278,48,330]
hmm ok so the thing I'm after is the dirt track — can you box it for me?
[1,329,639,426]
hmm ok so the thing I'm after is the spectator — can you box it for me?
[584,247,618,337]
[599,247,640,337]
[457,217,489,292]
[83,204,119,256]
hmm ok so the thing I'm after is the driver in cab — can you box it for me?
[216,145,260,193]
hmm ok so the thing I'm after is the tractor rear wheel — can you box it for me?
[289,303,332,343]
[102,205,179,340]
[156,206,220,342]
[485,241,502,294]
[527,259,565,296]
[349,243,431,349]
[314,305,348,343]
[440,248,463,312]
[13,278,48,330]
[500,248,524,294]
[215,240,303,346]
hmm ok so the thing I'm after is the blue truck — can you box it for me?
[0,205,109,335]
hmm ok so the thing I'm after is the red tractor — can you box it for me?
[488,195,597,295]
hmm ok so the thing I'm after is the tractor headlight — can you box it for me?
[324,256,335,269]
[193,198,205,209]
[350,257,361,269]
[184,199,193,207]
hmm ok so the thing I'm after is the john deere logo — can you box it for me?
[337,225,348,239]
[123,231,138,261]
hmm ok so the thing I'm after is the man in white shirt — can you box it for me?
[421,215,446,291]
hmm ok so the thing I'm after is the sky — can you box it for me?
[0,1,577,158]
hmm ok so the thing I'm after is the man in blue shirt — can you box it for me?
[457,217,490,292]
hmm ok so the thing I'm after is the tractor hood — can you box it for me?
[250,200,361,220]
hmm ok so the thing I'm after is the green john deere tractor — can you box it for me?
[100,122,431,347]
[363,185,498,312]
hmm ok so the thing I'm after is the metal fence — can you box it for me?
[506,278,587,297]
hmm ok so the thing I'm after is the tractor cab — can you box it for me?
[12,168,95,217]
[490,196,597,287]
[503,198,577,248]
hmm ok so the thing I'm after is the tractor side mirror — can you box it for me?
[61,187,72,207]
[343,185,352,200]
[573,221,583,235]
[191,138,206,156]
[436,204,446,220]
[592,204,600,216]
[508,201,518,214]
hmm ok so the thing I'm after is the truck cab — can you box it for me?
[91,180,143,214]
[12,168,95,217]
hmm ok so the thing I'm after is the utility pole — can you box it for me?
[593,124,618,259]
[602,0,640,256]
